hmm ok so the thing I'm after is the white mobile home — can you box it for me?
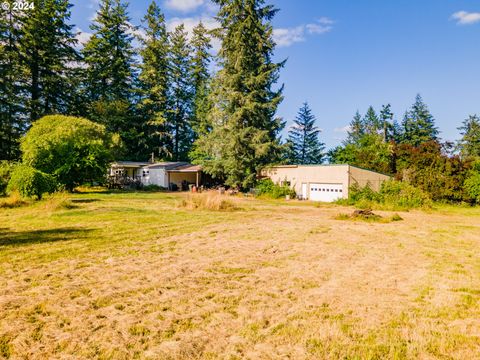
[109,161,203,190]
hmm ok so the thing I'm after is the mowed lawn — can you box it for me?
[1,192,480,359]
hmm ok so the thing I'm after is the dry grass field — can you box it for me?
[1,191,480,359]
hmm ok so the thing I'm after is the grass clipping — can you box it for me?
[335,209,403,223]
[180,193,239,211]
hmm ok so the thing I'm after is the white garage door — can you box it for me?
[309,183,344,202]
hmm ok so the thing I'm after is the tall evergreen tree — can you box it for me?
[19,0,79,122]
[379,104,393,142]
[287,102,325,164]
[363,106,380,134]
[190,22,212,137]
[457,115,480,158]
[344,111,365,145]
[0,2,25,159]
[136,1,170,159]
[401,94,439,146]
[168,24,194,161]
[193,0,285,188]
[82,0,136,137]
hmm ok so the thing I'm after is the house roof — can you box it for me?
[111,161,150,168]
[167,164,202,173]
[146,162,191,169]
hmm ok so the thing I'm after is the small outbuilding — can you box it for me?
[263,164,390,202]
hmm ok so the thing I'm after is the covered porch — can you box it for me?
[167,165,203,191]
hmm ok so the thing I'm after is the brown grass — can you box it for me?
[0,192,28,209]
[0,193,479,359]
[179,192,240,211]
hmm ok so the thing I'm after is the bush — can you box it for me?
[141,184,166,192]
[341,180,432,209]
[464,172,480,203]
[255,179,296,199]
[0,161,15,196]
[21,115,120,191]
[7,165,57,199]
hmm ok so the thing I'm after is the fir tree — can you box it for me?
[136,1,170,159]
[379,104,393,142]
[190,22,212,137]
[457,115,480,158]
[363,106,380,134]
[0,2,25,159]
[82,0,136,135]
[287,103,325,164]
[19,0,79,122]
[168,24,194,161]
[344,111,364,145]
[401,94,439,146]
[193,0,284,189]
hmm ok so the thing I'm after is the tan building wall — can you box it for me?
[263,165,390,199]
[263,165,350,198]
[349,166,390,191]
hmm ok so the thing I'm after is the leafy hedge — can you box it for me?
[256,179,296,199]
[0,161,15,196]
[7,165,57,199]
[343,180,432,209]
[464,172,480,203]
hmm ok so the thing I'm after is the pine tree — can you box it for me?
[0,2,25,160]
[190,22,212,137]
[168,24,194,161]
[401,94,439,146]
[136,1,170,159]
[287,102,325,164]
[82,0,136,135]
[379,104,393,142]
[344,111,364,145]
[193,0,285,189]
[457,115,480,158]
[363,106,380,134]
[19,0,79,122]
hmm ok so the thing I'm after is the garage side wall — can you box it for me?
[263,165,350,198]
[348,166,391,191]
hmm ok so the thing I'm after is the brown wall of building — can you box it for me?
[348,166,391,192]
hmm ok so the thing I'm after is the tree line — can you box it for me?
[1,0,480,200]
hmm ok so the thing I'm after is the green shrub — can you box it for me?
[255,179,295,199]
[380,180,432,208]
[340,180,432,209]
[0,161,15,196]
[7,165,57,199]
[142,184,166,192]
[21,115,119,191]
[464,172,480,203]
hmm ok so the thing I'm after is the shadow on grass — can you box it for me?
[0,227,94,247]
[70,198,101,204]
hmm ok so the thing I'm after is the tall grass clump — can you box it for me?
[255,179,295,199]
[180,193,239,211]
[0,191,28,208]
[339,180,432,210]
[42,192,77,211]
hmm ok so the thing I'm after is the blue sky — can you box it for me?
[71,0,480,149]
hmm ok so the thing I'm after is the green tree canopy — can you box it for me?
[193,0,285,189]
[457,115,480,159]
[401,94,439,146]
[21,115,119,191]
[287,102,325,164]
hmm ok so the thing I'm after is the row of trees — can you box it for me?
[0,0,213,162]
[0,0,286,189]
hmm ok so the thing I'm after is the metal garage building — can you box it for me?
[263,164,391,202]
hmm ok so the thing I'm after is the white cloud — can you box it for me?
[334,125,350,133]
[165,0,204,13]
[451,11,480,25]
[273,26,306,47]
[75,27,92,48]
[167,15,221,51]
[274,17,334,48]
